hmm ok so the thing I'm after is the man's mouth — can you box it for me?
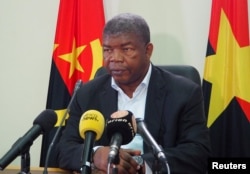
[111,70,124,75]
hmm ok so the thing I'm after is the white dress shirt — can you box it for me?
[111,64,152,153]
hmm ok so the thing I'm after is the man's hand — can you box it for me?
[92,146,143,174]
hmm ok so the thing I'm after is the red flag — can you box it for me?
[203,0,250,157]
[40,0,105,167]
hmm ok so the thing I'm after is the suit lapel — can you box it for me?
[96,78,118,145]
[99,79,118,119]
[144,66,168,144]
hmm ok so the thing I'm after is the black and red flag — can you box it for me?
[203,0,250,157]
[40,0,105,167]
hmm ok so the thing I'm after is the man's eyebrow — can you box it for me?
[103,42,133,48]
[121,42,133,47]
[102,44,111,47]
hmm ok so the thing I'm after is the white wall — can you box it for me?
[0,0,242,168]
[0,0,59,168]
[103,0,212,75]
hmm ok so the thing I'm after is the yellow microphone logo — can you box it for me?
[79,110,105,140]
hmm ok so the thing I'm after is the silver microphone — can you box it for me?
[43,79,83,174]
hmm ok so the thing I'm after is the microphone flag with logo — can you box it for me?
[79,110,105,174]
[106,110,137,164]
[40,0,105,167]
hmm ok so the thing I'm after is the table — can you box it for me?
[0,166,71,174]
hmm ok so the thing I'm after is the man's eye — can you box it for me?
[103,48,112,53]
[123,48,131,51]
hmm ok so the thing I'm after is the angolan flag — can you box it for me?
[40,0,105,167]
[203,0,250,157]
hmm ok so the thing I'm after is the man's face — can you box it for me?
[102,32,153,87]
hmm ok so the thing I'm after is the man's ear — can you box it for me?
[145,43,153,59]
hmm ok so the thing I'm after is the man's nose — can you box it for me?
[110,49,124,61]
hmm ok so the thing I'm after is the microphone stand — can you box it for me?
[80,132,95,174]
[18,147,31,174]
[152,145,170,174]
[152,158,162,174]
[107,151,119,174]
[112,152,119,174]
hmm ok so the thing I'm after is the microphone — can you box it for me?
[43,79,82,174]
[79,110,105,174]
[0,109,57,170]
[136,118,170,173]
[106,110,137,164]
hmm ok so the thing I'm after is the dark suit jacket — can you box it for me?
[57,65,211,174]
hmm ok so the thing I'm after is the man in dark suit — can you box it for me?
[57,13,211,174]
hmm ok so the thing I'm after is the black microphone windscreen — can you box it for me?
[106,110,136,145]
[33,109,57,133]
